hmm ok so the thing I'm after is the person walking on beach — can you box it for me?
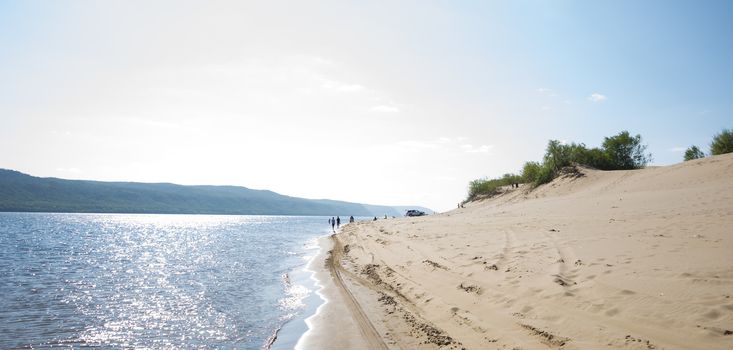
[331,217,335,232]
[336,216,341,229]
[349,216,354,223]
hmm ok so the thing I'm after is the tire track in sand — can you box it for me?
[328,234,390,350]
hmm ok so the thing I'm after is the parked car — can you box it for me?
[405,209,426,217]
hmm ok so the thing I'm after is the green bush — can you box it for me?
[583,147,613,169]
[710,129,733,155]
[466,173,522,200]
[521,161,542,183]
[543,140,571,171]
[601,131,651,169]
[465,131,653,202]
[683,145,705,161]
[541,140,617,171]
[534,163,555,186]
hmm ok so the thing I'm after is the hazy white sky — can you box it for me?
[1,1,732,211]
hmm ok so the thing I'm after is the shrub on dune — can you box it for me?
[521,161,542,183]
[683,145,705,161]
[467,173,522,200]
[534,164,556,186]
[710,129,733,155]
[465,130,653,201]
[601,131,651,170]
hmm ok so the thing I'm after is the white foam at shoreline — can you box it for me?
[293,235,331,350]
[266,234,329,350]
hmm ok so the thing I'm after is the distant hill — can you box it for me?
[0,169,429,216]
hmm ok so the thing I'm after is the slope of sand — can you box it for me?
[328,153,733,349]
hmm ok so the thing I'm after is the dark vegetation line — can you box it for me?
[466,129,733,202]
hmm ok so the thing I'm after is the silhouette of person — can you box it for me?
[331,217,335,232]
[336,216,341,228]
[349,216,354,223]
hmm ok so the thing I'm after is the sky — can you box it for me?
[1,1,731,212]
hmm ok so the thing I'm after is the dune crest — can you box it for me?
[330,153,733,349]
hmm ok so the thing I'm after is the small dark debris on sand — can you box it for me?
[423,259,448,270]
[624,335,657,349]
[521,324,569,347]
[553,275,576,286]
[361,264,384,285]
[697,325,733,336]
[403,311,461,348]
[378,292,396,306]
[557,165,585,179]
[378,292,398,314]
[458,283,482,294]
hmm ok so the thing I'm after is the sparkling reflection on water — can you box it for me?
[0,213,328,349]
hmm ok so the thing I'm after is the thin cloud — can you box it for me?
[392,137,491,154]
[370,105,400,113]
[395,140,440,152]
[321,80,365,92]
[437,136,466,144]
[588,93,607,102]
[460,144,493,153]
[537,87,558,97]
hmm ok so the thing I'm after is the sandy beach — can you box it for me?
[312,153,733,349]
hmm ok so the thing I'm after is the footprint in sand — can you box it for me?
[605,308,621,317]
[703,309,721,319]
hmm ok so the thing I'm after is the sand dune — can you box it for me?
[320,153,733,349]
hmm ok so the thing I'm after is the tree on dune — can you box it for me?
[466,130,653,200]
[710,129,733,155]
[683,145,705,161]
[601,131,652,170]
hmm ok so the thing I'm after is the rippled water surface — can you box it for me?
[0,213,330,349]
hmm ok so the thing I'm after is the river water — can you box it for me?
[0,213,336,349]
